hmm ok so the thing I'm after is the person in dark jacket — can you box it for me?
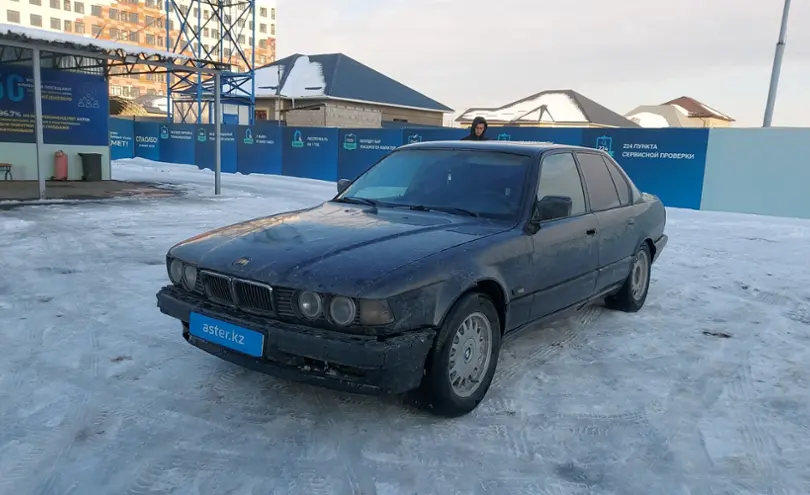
[462,116,489,140]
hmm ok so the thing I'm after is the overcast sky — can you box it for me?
[275,0,809,127]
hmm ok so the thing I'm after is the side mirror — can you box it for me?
[337,178,351,195]
[535,195,572,222]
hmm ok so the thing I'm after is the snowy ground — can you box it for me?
[1,158,809,495]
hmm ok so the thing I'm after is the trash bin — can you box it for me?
[78,152,103,181]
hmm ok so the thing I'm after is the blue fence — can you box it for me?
[112,118,717,210]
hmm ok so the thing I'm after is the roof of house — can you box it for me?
[456,90,641,128]
[251,53,453,113]
[662,96,735,122]
[624,105,694,128]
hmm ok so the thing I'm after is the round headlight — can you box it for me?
[329,296,356,326]
[169,258,184,284]
[182,264,198,290]
[298,291,322,319]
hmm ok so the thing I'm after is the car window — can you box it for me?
[536,152,586,219]
[601,155,631,205]
[603,154,641,202]
[575,152,621,211]
[337,148,532,220]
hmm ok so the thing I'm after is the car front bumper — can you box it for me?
[156,285,436,395]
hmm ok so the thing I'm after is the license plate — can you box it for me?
[189,312,265,358]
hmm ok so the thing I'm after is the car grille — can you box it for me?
[233,279,274,314]
[199,271,275,315]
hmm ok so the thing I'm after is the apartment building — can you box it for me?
[2,0,276,101]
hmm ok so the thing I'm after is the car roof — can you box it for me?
[398,140,597,156]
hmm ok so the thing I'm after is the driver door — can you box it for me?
[528,152,599,320]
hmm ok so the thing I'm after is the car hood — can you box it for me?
[169,201,509,295]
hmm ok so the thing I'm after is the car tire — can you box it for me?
[418,292,502,417]
[605,242,652,313]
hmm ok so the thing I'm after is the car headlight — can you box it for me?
[169,258,184,285]
[182,264,198,291]
[329,296,357,326]
[298,291,322,319]
[358,299,395,326]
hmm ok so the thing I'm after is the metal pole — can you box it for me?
[763,0,791,127]
[32,48,46,200]
[214,72,221,195]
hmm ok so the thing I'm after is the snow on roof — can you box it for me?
[459,92,587,123]
[626,112,671,128]
[0,22,189,61]
[253,55,327,98]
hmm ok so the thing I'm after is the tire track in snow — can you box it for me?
[492,305,602,387]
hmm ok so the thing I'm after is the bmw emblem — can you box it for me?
[232,257,250,267]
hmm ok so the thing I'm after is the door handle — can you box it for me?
[586,228,597,236]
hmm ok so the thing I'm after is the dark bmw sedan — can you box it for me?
[156,140,668,416]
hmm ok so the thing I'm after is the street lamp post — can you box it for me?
[763,0,792,127]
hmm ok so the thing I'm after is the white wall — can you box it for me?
[0,143,110,181]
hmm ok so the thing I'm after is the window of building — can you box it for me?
[271,8,275,19]
[259,7,267,17]
[129,31,139,42]
[157,35,164,46]
[575,152,621,211]
[30,13,42,26]
[30,0,42,6]
[537,152,587,219]
[110,85,122,96]
[109,27,119,38]
[91,24,101,36]
[258,39,266,48]
[109,8,119,19]
[145,14,155,26]
[259,23,266,33]
[147,88,157,96]
[203,27,209,37]
[74,21,84,33]
[238,34,245,43]
[49,0,60,8]
[129,12,138,23]
[131,87,140,97]
[91,4,101,15]
[203,10,209,19]
[64,19,72,31]
[6,10,21,23]
[145,33,155,45]
[270,23,274,35]
[63,0,70,10]
[74,1,84,13]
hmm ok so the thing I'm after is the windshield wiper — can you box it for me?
[407,205,479,217]
[334,196,379,208]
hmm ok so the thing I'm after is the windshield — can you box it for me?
[335,148,533,220]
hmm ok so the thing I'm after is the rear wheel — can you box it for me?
[605,243,651,312]
[419,292,501,417]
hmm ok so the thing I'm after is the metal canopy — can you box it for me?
[0,23,230,199]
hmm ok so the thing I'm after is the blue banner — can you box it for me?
[403,128,467,143]
[109,117,134,160]
[133,122,161,161]
[0,67,109,145]
[194,125,237,173]
[337,128,403,181]
[488,126,583,146]
[236,125,283,176]
[282,127,339,181]
[158,123,195,165]
[581,128,710,209]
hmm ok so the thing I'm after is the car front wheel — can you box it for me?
[419,292,502,417]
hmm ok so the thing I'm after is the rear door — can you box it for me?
[574,151,636,293]
[529,151,599,319]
